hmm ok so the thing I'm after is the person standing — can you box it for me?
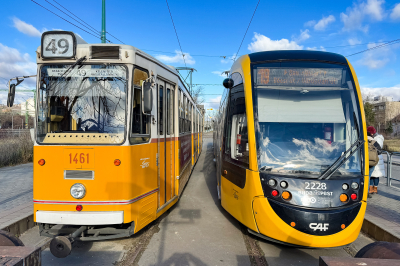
[367,126,385,196]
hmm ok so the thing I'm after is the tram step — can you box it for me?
[319,256,399,266]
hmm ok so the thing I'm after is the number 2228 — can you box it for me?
[69,153,89,164]
[305,182,327,190]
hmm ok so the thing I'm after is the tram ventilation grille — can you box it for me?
[64,170,94,180]
[91,46,120,59]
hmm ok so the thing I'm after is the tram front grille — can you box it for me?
[64,170,94,180]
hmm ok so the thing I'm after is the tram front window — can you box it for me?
[254,65,362,178]
[37,64,127,144]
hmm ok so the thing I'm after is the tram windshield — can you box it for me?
[253,64,362,178]
[37,64,127,144]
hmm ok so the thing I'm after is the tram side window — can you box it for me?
[224,83,249,167]
[131,68,150,144]
[167,88,174,135]
[189,103,192,132]
[159,85,164,135]
[179,89,183,134]
[184,96,188,132]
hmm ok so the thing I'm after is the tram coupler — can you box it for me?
[49,226,87,258]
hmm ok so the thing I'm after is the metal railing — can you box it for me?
[382,151,400,189]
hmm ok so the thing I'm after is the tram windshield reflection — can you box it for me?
[254,66,362,179]
[37,64,127,144]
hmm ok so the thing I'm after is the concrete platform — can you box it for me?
[0,163,34,235]
[138,137,251,266]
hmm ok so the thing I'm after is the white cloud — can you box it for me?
[293,29,310,43]
[340,0,385,32]
[212,71,228,78]
[221,54,236,64]
[12,17,42,37]
[248,33,303,53]
[306,46,326,51]
[390,3,400,20]
[364,0,385,20]
[361,86,400,101]
[348,38,362,45]
[204,95,222,110]
[155,50,195,65]
[0,43,37,104]
[304,20,316,28]
[314,15,336,31]
[357,42,394,69]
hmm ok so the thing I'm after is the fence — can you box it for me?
[0,129,31,138]
[382,151,400,189]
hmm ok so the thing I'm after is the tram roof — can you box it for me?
[248,50,348,65]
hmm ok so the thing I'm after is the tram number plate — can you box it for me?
[64,149,94,169]
[305,182,327,190]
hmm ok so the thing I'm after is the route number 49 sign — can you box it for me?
[42,31,76,59]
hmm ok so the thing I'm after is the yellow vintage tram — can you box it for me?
[213,50,368,247]
[8,31,204,257]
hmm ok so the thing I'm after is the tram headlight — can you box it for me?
[280,181,288,188]
[268,179,277,187]
[70,183,86,199]
[351,182,359,190]
[342,183,349,190]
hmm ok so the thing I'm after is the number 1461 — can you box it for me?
[69,153,89,164]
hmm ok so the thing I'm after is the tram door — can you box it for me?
[157,79,175,208]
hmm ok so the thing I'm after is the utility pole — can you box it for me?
[101,0,106,43]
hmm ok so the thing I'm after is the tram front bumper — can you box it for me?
[36,211,124,225]
[252,197,367,248]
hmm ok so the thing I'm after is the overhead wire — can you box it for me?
[232,0,261,62]
[346,38,400,57]
[165,0,186,67]
[44,0,101,38]
[52,0,125,44]
[52,0,99,34]
[30,0,113,42]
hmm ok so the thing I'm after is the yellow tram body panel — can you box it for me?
[347,59,371,199]
[33,143,159,232]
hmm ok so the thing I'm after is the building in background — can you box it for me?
[20,98,35,117]
[367,96,400,136]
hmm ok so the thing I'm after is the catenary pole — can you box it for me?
[101,0,106,43]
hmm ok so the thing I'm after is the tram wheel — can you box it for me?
[0,230,24,246]
[355,241,400,260]
[50,236,72,258]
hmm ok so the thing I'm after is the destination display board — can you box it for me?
[47,66,125,78]
[255,68,343,87]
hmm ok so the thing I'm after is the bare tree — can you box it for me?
[191,86,205,105]
[362,92,374,103]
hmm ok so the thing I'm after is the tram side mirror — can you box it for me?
[223,78,234,89]
[7,84,16,107]
[142,80,153,114]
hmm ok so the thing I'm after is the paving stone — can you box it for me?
[0,163,33,229]
[365,158,400,241]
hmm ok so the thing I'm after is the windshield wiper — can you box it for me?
[62,56,87,77]
[318,139,365,180]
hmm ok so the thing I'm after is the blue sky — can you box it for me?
[1,0,400,110]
